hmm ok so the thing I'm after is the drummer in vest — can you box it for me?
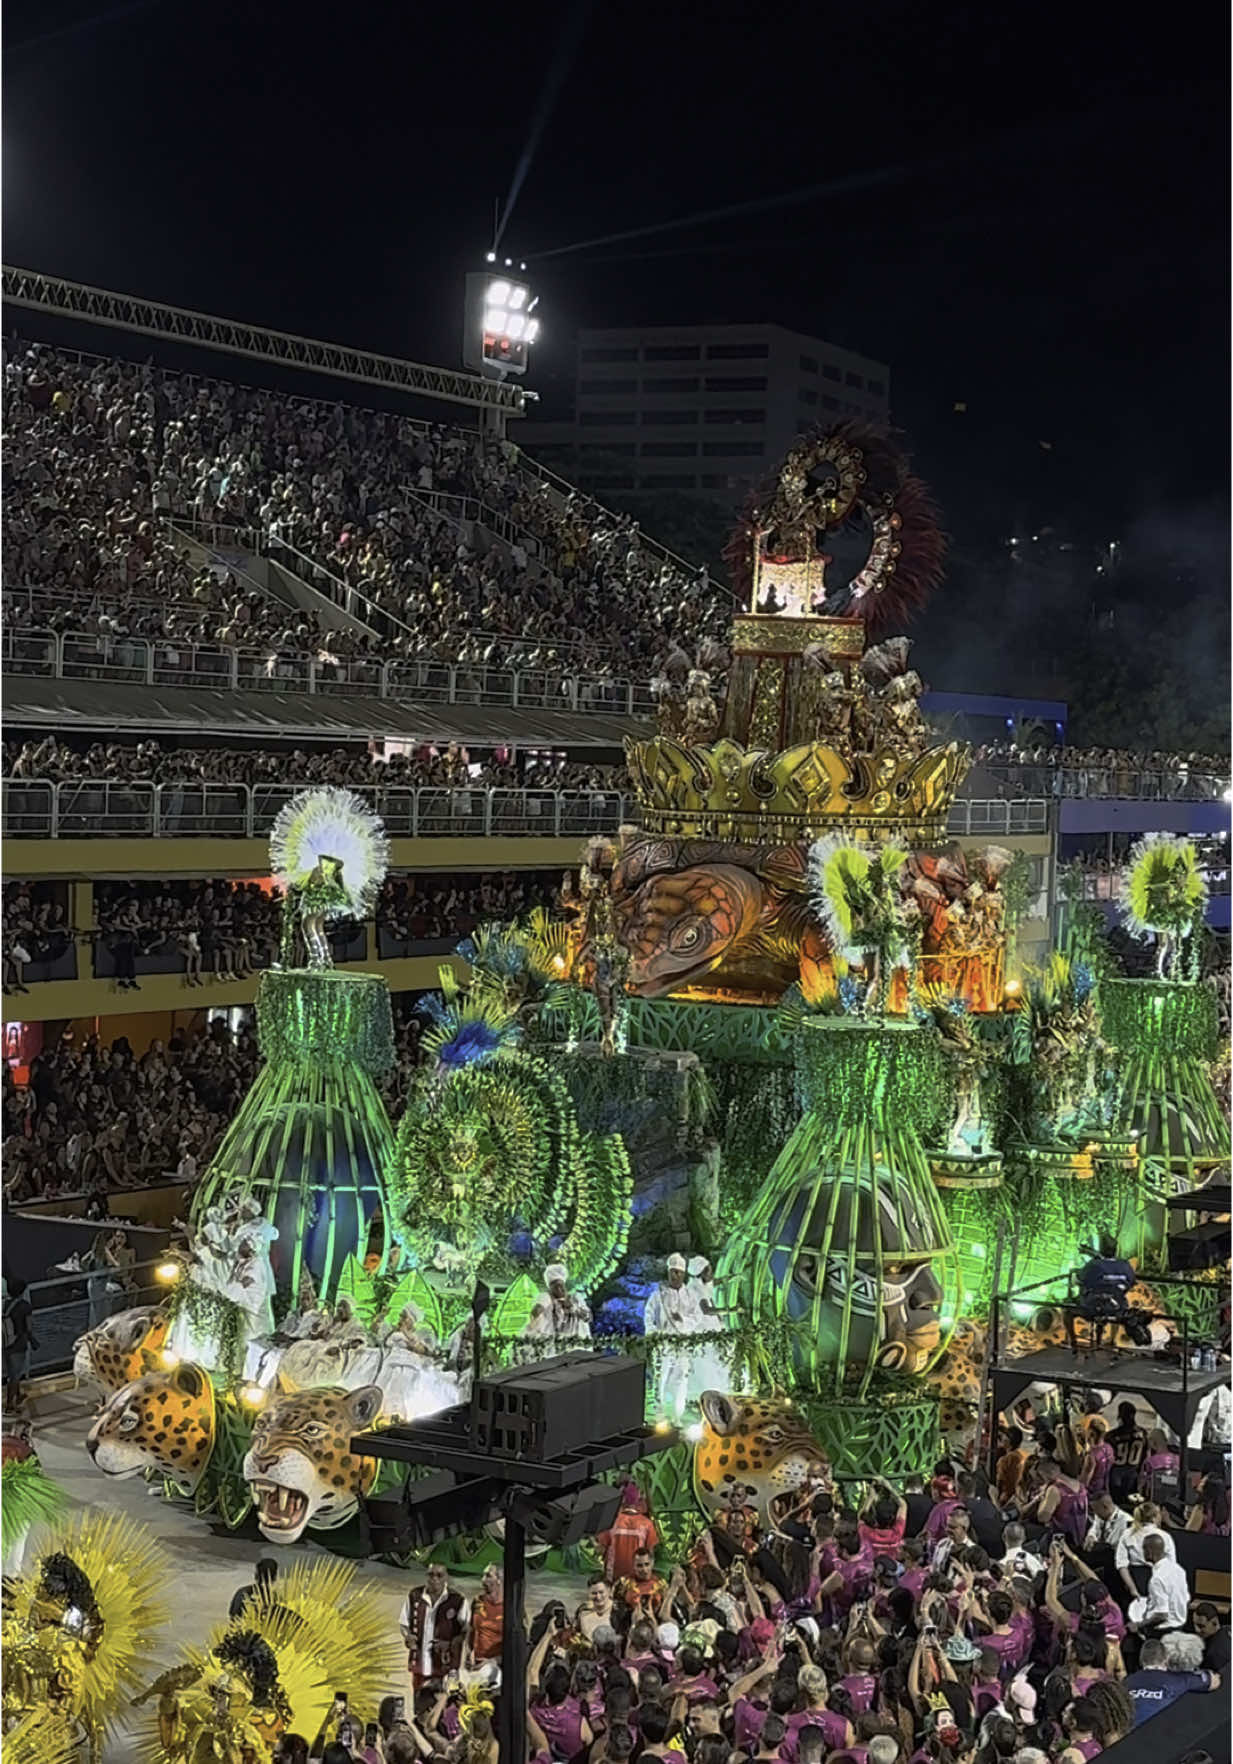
[399,1561,471,1690]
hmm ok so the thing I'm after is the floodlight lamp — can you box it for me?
[508,286,527,310]
[526,318,540,343]
[484,307,508,335]
[240,1384,267,1410]
[506,314,526,340]
[487,279,512,304]
[504,257,513,266]
[683,1421,704,1443]
[485,250,497,263]
[156,1261,181,1284]
[159,1348,180,1369]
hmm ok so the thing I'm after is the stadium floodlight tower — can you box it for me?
[463,253,540,433]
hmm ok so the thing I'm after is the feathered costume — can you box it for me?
[269,787,390,970]
[134,1558,403,1763]
[1,1449,67,1575]
[1122,832,1208,979]
[809,834,918,1010]
[2,1510,170,1762]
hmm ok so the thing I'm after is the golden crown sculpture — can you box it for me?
[626,734,970,845]
[628,423,970,848]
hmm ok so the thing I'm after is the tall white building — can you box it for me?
[520,322,890,501]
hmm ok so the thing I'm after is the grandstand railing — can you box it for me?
[262,533,417,645]
[2,625,655,716]
[2,780,632,840]
[403,485,550,563]
[4,779,1048,843]
[974,760,1230,804]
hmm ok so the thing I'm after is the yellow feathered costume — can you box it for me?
[135,1558,404,1762]
[1,1510,170,1762]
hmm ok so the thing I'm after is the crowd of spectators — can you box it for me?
[257,1393,1229,1764]
[3,340,723,682]
[2,881,71,993]
[2,735,630,798]
[3,1018,260,1204]
[971,744,1230,803]
[2,870,567,996]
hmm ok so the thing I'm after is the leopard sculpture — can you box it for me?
[86,1367,385,1546]
[242,1384,383,1544]
[694,1390,830,1529]
[86,1360,215,1491]
[73,1306,169,1396]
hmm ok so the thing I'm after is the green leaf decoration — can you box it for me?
[335,1253,378,1322]
[382,1269,444,1338]
[491,1272,541,1339]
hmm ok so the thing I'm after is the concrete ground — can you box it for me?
[20,1385,583,1761]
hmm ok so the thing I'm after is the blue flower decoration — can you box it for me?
[839,976,863,1014]
[437,1020,508,1068]
[1073,963,1095,1003]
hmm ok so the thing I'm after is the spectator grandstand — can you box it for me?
[3,339,726,681]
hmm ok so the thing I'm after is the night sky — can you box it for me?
[4,0,1228,554]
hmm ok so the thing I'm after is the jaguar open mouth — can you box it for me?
[252,1480,310,1533]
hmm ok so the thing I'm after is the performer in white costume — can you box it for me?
[644,1252,693,1423]
[684,1253,730,1405]
[524,1264,592,1346]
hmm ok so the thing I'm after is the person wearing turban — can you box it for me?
[523,1264,592,1346]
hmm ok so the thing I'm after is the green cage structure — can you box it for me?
[190,969,396,1303]
[1101,978,1227,1187]
[717,1018,959,1478]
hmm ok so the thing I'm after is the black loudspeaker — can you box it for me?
[474,1353,645,1462]
[518,1481,624,1547]
[400,1471,504,1549]
[1168,1220,1232,1272]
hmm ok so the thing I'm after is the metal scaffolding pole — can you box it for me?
[2,265,527,418]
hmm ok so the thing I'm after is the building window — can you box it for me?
[643,343,701,361]
[800,354,818,374]
[580,410,637,426]
[640,441,698,457]
[642,409,699,425]
[706,342,770,359]
[638,473,696,489]
[641,376,700,394]
[867,378,885,396]
[822,395,840,410]
[799,386,817,406]
[701,441,765,458]
[580,441,636,456]
[583,473,636,489]
[704,375,768,392]
[700,472,739,488]
[845,370,864,388]
[822,363,841,382]
[580,346,638,362]
[579,377,637,394]
[703,408,766,425]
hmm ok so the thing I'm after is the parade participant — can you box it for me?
[612,1546,669,1631]
[524,1264,592,1346]
[576,1575,616,1641]
[462,1563,503,1681]
[597,1481,659,1585]
[684,1254,730,1405]
[644,1253,693,1421]
[398,1562,470,1691]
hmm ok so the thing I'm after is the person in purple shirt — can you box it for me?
[1124,1636,1221,1724]
[817,1524,873,1616]
[527,1663,590,1761]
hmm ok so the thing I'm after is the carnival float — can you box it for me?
[71,422,1229,1564]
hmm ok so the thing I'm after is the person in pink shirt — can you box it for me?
[818,1524,873,1617]
[1082,1416,1115,1499]
[974,1587,1028,1675]
[1137,1429,1180,1499]
[923,1489,961,1542]
[781,1665,855,1761]
[859,1477,908,1556]
[897,1539,930,1605]
[839,1635,879,1712]
[669,1644,720,1707]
